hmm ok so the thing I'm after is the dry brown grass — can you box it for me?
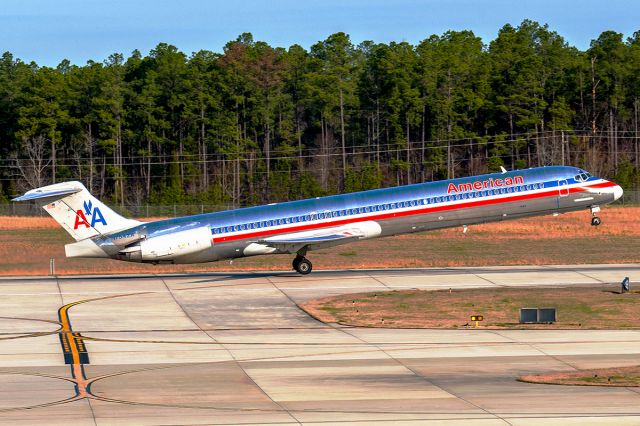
[0,206,639,275]
[520,366,640,387]
[300,285,640,329]
[0,216,59,230]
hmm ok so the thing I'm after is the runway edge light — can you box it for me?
[621,277,630,293]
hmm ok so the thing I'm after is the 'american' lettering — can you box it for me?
[447,176,524,194]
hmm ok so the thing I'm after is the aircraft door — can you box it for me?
[558,179,569,197]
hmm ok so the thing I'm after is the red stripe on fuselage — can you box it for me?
[212,181,616,244]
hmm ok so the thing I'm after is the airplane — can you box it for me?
[13,165,623,275]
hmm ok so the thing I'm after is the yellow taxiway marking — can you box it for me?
[58,300,89,366]
[56,292,151,397]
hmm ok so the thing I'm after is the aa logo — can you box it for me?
[73,200,107,229]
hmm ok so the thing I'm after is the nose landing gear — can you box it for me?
[292,254,312,275]
[590,205,601,226]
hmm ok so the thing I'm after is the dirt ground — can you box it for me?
[520,366,640,387]
[299,285,640,329]
[1,206,639,275]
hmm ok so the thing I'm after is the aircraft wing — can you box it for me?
[257,221,381,253]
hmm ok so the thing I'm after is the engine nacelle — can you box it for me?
[120,226,212,262]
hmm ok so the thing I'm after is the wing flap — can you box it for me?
[262,232,359,245]
[257,222,382,253]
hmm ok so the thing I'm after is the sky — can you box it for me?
[1,0,639,66]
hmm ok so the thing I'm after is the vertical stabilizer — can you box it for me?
[13,181,140,241]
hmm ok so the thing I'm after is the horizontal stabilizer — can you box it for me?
[12,187,81,202]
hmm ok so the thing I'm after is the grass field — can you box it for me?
[300,285,640,329]
[1,205,639,275]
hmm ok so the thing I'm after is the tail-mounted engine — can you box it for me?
[118,226,212,263]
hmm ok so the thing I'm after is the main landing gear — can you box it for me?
[292,254,312,275]
[590,205,601,226]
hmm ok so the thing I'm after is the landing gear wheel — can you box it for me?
[294,257,312,275]
[292,256,302,271]
[591,216,602,226]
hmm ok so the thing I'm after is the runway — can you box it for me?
[1,265,640,425]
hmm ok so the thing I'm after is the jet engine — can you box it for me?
[119,226,212,262]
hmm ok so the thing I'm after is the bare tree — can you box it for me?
[11,135,51,191]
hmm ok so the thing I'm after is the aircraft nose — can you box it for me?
[613,184,623,201]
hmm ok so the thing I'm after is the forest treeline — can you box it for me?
[1,20,640,208]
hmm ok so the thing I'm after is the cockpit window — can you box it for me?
[575,173,587,182]
[575,171,592,182]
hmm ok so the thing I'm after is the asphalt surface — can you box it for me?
[1,265,640,425]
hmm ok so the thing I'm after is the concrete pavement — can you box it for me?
[0,265,639,425]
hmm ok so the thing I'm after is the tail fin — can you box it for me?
[13,181,140,241]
